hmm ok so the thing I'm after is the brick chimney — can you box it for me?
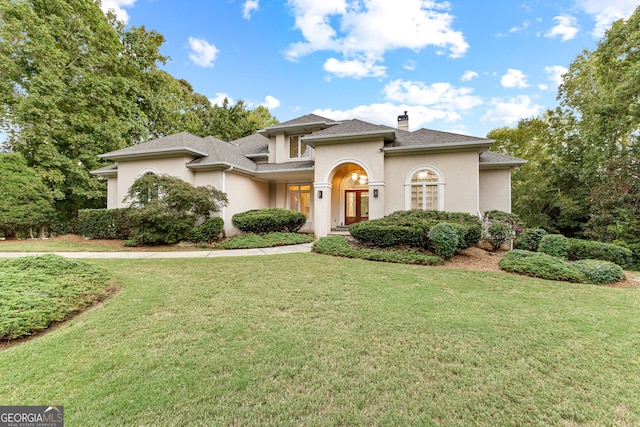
[397,111,409,131]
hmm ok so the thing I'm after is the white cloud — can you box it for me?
[575,0,638,37]
[313,103,462,130]
[210,93,233,107]
[480,95,542,124]
[544,65,568,87]
[403,60,417,71]
[461,70,478,81]
[501,69,529,88]
[538,83,549,90]
[261,95,281,109]
[383,80,483,110]
[188,37,219,68]
[545,15,579,41]
[243,0,259,19]
[497,20,531,37]
[285,0,468,78]
[99,0,137,24]
[323,57,386,78]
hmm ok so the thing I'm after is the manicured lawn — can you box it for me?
[1,254,639,426]
[0,238,124,252]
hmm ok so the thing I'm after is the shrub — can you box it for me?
[219,232,314,249]
[312,236,443,265]
[567,239,632,268]
[349,221,429,248]
[572,260,625,284]
[232,209,306,234]
[427,223,459,259]
[515,228,547,252]
[127,206,195,245]
[485,221,512,251]
[77,208,132,240]
[189,217,225,243]
[538,234,570,259]
[498,250,587,283]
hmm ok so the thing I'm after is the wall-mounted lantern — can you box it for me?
[373,189,379,198]
[318,190,323,199]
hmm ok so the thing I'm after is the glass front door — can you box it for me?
[345,190,369,225]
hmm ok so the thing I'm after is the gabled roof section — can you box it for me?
[99,132,215,160]
[479,151,527,169]
[383,128,494,155]
[258,114,341,137]
[186,136,257,173]
[303,119,397,145]
[90,164,118,177]
[233,133,269,159]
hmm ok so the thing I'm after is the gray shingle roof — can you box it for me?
[233,133,269,157]
[258,114,341,136]
[99,132,216,159]
[391,128,491,147]
[479,151,527,167]
[186,136,258,172]
[256,161,314,173]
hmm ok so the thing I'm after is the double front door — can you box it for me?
[345,190,369,225]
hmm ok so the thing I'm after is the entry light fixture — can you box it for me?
[351,172,358,181]
[373,189,378,198]
[318,190,323,199]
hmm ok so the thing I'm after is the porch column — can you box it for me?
[313,182,332,238]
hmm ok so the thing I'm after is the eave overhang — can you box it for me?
[383,140,494,156]
[99,146,208,161]
[302,130,397,147]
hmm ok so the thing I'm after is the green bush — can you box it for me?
[127,206,195,246]
[313,236,443,265]
[572,260,625,284]
[219,232,313,249]
[77,208,132,240]
[498,250,587,283]
[349,221,429,248]
[486,221,512,251]
[427,223,459,260]
[232,209,306,234]
[515,228,547,251]
[0,255,113,340]
[189,217,225,243]
[567,239,632,268]
[538,234,570,259]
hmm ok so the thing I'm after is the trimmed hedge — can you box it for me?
[313,236,444,265]
[538,234,570,259]
[232,209,306,234]
[499,250,626,284]
[515,228,547,252]
[189,217,225,243]
[427,223,459,259]
[77,208,132,240]
[567,239,632,268]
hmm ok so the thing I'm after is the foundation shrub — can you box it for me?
[189,217,225,243]
[538,234,570,259]
[427,223,459,260]
[572,259,625,284]
[567,239,632,268]
[498,250,587,283]
[486,221,512,251]
[515,228,548,252]
[348,221,429,248]
[232,209,306,234]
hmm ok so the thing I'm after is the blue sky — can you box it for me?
[101,0,638,137]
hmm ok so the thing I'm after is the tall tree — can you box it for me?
[0,153,54,239]
[206,98,278,141]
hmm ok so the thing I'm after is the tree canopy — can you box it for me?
[0,0,277,220]
[488,5,640,245]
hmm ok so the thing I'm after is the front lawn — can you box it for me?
[0,254,638,425]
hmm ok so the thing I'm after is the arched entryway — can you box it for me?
[328,162,370,226]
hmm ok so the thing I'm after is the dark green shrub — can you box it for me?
[77,208,132,240]
[613,241,640,270]
[232,209,306,234]
[461,222,483,248]
[515,228,547,251]
[567,239,632,268]
[349,221,429,248]
[127,206,195,245]
[498,250,587,283]
[572,260,625,284]
[538,234,570,259]
[486,221,512,251]
[189,217,224,243]
[427,223,459,259]
[312,236,443,265]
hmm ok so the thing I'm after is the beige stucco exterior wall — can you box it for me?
[479,169,512,213]
[313,138,386,237]
[222,173,270,235]
[384,151,480,216]
[106,177,118,209]
[113,157,196,208]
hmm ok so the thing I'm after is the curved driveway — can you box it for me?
[0,243,313,259]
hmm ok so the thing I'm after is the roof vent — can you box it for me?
[397,111,409,131]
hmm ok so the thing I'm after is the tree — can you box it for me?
[0,153,54,239]
[206,98,279,141]
[124,174,228,245]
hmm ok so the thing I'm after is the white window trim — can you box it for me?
[288,135,311,160]
[288,183,313,222]
[404,166,445,211]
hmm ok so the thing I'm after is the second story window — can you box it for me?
[289,135,310,159]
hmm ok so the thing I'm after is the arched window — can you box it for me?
[405,167,444,211]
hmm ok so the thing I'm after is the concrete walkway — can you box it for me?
[0,243,314,259]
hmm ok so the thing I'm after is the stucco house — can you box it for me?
[92,113,525,237]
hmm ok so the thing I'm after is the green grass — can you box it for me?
[0,239,123,252]
[217,232,314,249]
[1,254,639,426]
